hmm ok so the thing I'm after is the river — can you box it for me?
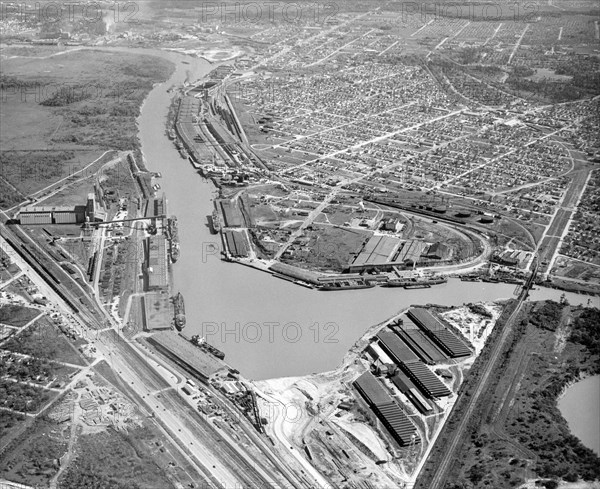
[558,375,600,455]
[136,50,599,380]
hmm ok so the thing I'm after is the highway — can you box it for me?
[535,158,593,276]
[416,262,538,489]
[0,222,310,489]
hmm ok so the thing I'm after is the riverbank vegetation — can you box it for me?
[0,50,174,209]
[417,300,600,489]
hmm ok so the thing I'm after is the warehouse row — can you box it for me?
[223,229,249,258]
[148,331,228,382]
[407,308,472,358]
[354,371,419,447]
[374,328,452,400]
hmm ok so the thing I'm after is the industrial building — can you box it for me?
[148,331,228,382]
[354,371,419,447]
[351,235,402,269]
[401,362,451,399]
[146,235,168,290]
[19,194,99,225]
[376,329,420,365]
[367,341,395,366]
[223,229,249,258]
[423,242,451,260]
[374,325,452,399]
[390,371,432,414]
[219,199,242,227]
[348,236,429,272]
[407,308,472,358]
[380,217,403,232]
[393,322,448,365]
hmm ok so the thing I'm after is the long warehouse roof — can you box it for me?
[149,331,227,379]
[407,308,472,358]
[402,362,451,399]
[376,329,419,365]
[354,371,419,446]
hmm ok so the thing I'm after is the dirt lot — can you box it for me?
[281,224,371,272]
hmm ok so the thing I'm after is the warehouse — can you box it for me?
[354,371,419,446]
[19,194,99,225]
[376,329,420,365]
[19,205,86,225]
[352,235,402,268]
[401,362,451,399]
[347,236,428,272]
[423,242,451,260]
[395,239,428,264]
[224,230,249,257]
[390,371,432,414]
[148,331,228,382]
[407,308,472,358]
[220,199,242,227]
[367,341,394,366]
[393,324,448,365]
[146,235,168,290]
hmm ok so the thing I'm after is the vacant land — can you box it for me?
[0,149,106,197]
[0,304,40,327]
[0,49,174,208]
[0,379,55,413]
[58,425,178,489]
[281,224,371,272]
[2,315,87,367]
[0,417,67,486]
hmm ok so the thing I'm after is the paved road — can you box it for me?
[0,228,306,489]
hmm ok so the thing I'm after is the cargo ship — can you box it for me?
[211,209,221,233]
[167,216,180,263]
[173,292,186,331]
[383,276,448,288]
[190,335,225,360]
[319,280,375,291]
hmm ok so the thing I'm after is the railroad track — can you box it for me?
[421,264,537,488]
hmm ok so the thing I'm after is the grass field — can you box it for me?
[0,417,67,486]
[2,315,88,367]
[1,49,174,208]
[58,427,176,489]
[0,149,107,197]
[0,304,40,327]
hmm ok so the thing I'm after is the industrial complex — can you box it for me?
[18,193,101,225]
